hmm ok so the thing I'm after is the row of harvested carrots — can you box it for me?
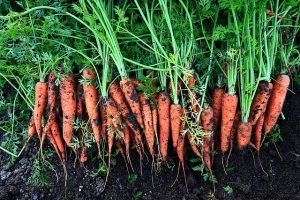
[27,67,290,176]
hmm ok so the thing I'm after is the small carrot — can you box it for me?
[237,122,252,149]
[47,72,57,113]
[170,104,182,148]
[249,82,273,126]
[76,84,84,120]
[80,146,88,163]
[158,91,171,160]
[220,93,238,153]
[264,75,290,135]
[28,116,36,137]
[100,97,107,141]
[254,114,264,151]
[212,88,224,128]
[187,133,202,157]
[106,98,125,141]
[138,92,155,155]
[188,74,198,112]
[51,116,65,159]
[83,67,101,154]
[60,75,76,147]
[168,80,182,99]
[120,78,144,130]
[46,129,62,162]
[34,81,48,140]
[229,110,241,152]
[151,93,158,135]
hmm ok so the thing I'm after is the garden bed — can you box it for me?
[1,84,299,200]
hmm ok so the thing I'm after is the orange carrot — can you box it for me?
[170,104,182,148]
[254,114,264,151]
[229,110,241,152]
[106,98,125,141]
[34,82,48,140]
[201,106,214,172]
[76,84,84,120]
[28,116,36,137]
[158,91,171,160]
[124,124,131,157]
[249,82,273,126]
[151,94,158,135]
[60,75,76,147]
[51,116,65,159]
[47,129,62,162]
[212,88,224,128]
[120,78,144,130]
[264,75,290,135]
[187,133,202,157]
[220,93,238,153]
[109,82,141,137]
[83,68,101,153]
[47,72,57,113]
[100,97,107,141]
[188,74,198,112]
[80,146,88,163]
[138,92,155,155]
[237,122,252,149]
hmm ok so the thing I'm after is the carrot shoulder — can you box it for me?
[60,75,76,147]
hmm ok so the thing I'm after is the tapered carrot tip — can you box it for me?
[237,122,252,149]
[170,104,182,148]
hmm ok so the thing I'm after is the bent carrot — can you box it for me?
[170,104,182,148]
[158,91,171,160]
[60,75,76,147]
[237,122,252,149]
[34,82,48,140]
[83,67,101,153]
[220,93,238,153]
[249,82,273,126]
[264,75,290,135]
[120,78,144,130]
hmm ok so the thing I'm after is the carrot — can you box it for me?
[177,133,187,190]
[106,98,125,140]
[237,122,252,149]
[120,78,144,130]
[138,92,155,155]
[201,106,214,172]
[28,116,36,137]
[254,114,264,151]
[76,84,84,120]
[124,124,131,157]
[33,81,48,140]
[109,82,141,136]
[51,116,65,159]
[187,133,202,157]
[80,146,88,163]
[100,97,107,141]
[229,110,241,152]
[170,104,182,148]
[220,93,238,153]
[46,129,62,162]
[130,78,143,87]
[83,68,101,153]
[60,75,76,147]
[249,82,273,126]
[212,88,224,128]
[188,74,198,112]
[151,94,158,135]
[264,75,290,135]
[158,91,171,160]
[168,80,182,99]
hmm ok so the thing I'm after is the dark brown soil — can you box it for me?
[1,85,300,200]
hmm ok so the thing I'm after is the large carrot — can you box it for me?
[83,68,101,153]
[106,98,125,141]
[212,88,224,128]
[220,93,238,153]
[249,82,273,125]
[109,82,142,140]
[28,116,36,137]
[170,104,182,148]
[158,91,171,160]
[138,92,155,155]
[237,122,252,149]
[254,114,264,151]
[33,81,48,140]
[201,106,214,172]
[60,75,76,147]
[120,78,144,130]
[264,75,290,135]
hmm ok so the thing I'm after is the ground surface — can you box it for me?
[1,85,300,200]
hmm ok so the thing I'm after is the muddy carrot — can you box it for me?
[28,116,36,137]
[212,88,224,128]
[237,122,252,149]
[34,82,48,140]
[170,104,182,148]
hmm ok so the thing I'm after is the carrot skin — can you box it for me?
[249,82,273,126]
[237,122,252,149]
[83,68,101,152]
[51,116,65,158]
[151,94,158,135]
[28,116,36,137]
[120,78,144,129]
[76,84,84,120]
[229,110,241,151]
[60,75,76,147]
[47,72,57,113]
[100,97,107,141]
[188,74,198,112]
[124,124,131,156]
[254,114,264,151]
[158,91,171,160]
[170,104,182,148]
[80,146,88,163]
[220,93,238,153]
[138,93,155,155]
[212,88,224,128]
[264,75,290,135]
[187,133,202,157]
[34,82,48,140]
[106,98,125,141]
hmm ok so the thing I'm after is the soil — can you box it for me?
[1,85,300,200]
